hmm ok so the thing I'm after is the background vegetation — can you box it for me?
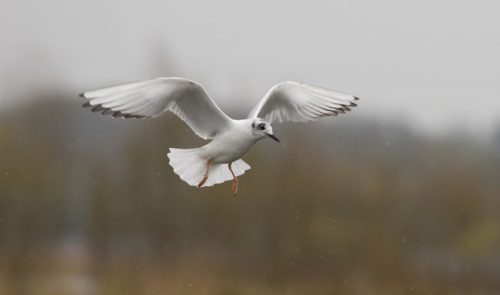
[1,94,500,294]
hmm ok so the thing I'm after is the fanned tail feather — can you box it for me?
[167,148,251,187]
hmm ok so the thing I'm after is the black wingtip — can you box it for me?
[112,111,125,118]
[80,98,146,119]
[79,93,86,98]
[102,109,114,115]
[354,96,360,101]
[341,105,351,112]
[91,105,104,113]
[335,108,346,114]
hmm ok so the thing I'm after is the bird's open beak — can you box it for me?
[267,133,280,143]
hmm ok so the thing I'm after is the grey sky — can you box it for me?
[1,0,499,134]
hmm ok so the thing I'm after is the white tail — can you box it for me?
[167,148,251,187]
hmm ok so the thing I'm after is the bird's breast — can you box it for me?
[200,132,257,164]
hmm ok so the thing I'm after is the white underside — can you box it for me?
[167,148,251,187]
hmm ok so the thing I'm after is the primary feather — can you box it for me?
[80,77,233,139]
[248,81,359,123]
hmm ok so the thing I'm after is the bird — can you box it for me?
[80,77,359,195]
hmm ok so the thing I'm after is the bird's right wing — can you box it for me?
[80,77,233,139]
[248,81,359,123]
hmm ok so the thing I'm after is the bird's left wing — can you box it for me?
[80,77,233,139]
[248,81,359,123]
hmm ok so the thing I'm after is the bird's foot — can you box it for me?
[232,178,238,196]
[198,175,208,188]
[198,160,212,188]
[228,162,238,196]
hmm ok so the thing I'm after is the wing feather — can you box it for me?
[80,77,233,139]
[248,81,359,123]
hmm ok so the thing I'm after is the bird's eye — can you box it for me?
[258,123,266,130]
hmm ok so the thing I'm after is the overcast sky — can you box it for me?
[1,0,499,135]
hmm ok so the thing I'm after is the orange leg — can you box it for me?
[197,160,212,188]
[228,162,238,196]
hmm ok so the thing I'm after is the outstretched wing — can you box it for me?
[80,77,233,139]
[248,81,359,123]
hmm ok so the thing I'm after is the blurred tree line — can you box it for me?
[1,93,500,294]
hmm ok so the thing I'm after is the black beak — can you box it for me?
[267,133,280,143]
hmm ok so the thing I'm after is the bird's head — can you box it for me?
[251,118,279,142]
